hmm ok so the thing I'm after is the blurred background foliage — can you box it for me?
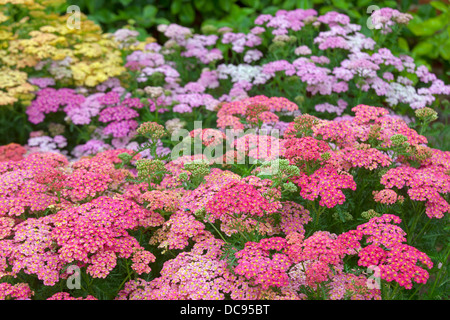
[64,0,450,82]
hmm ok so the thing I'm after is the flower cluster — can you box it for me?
[0,0,131,105]
[291,166,357,208]
[234,237,291,289]
[380,164,450,218]
[0,1,447,301]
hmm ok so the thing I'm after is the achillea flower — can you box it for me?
[0,153,71,217]
[312,120,356,148]
[335,214,433,289]
[0,143,27,162]
[373,189,404,205]
[291,166,357,208]
[327,273,381,300]
[117,238,242,300]
[149,210,206,251]
[217,95,297,130]
[294,45,312,56]
[380,165,450,218]
[283,136,331,166]
[234,237,291,290]
[415,107,438,123]
[333,144,392,170]
[234,133,286,161]
[26,88,85,125]
[0,283,34,300]
[0,217,65,285]
[190,128,226,147]
[277,201,312,236]
[351,104,389,125]
[142,189,181,213]
[47,292,97,300]
[0,217,15,239]
[131,249,156,275]
[50,196,163,278]
[103,119,139,138]
[284,114,319,138]
[136,121,166,140]
[205,181,280,220]
[370,8,413,34]
[98,105,139,123]
[357,243,432,289]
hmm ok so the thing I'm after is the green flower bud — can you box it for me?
[390,134,408,146]
[194,207,206,219]
[184,159,210,178]
[333,211,353,222]
[361,209,382,220]
[321,152,331,161]
[282,182,297,193]
[117,152,133,163]
[294,95,305,105]
[201,25,217,34]
[415,107,438,122]
[136,159,165,180]
[179,172,189,181]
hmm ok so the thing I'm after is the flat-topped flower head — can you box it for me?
[136,121,166,140]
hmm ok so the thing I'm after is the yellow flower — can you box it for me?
[0,12,9,23]
[7,82,34,95]
[0,0,35,5]
[0,91,18,106]
[0,30,14,41]
[130,37,157,51]
[0,68,27,89]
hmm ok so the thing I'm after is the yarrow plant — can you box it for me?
[0,1,448,302]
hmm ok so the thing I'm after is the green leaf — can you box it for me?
[397,37,410,52]
[409,14,448,36]
[439,39,450,60]
[357,0,372,7]
[262,6,279,15]
[154,17,170,25]
[348,9,362,19]
[219,0,232,12]
[430,1,448,13]
[296,0,313,9]
[412,41,434,56]
[179,3,195,25]
[400,0,414,12]
[170,0,182,15]
[384,1,397,8]
[143,5,157,19]
[194,0,207,10]
[319,5,335,15]
[281,0,296,10]
[332,0,349,10]
[93,8,117,23]
[119,0,133,6]
[241,0,260,8]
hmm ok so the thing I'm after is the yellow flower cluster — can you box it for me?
[0,0,152,105]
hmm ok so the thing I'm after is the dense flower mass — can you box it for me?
[0,0,447,301]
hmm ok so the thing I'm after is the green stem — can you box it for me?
[408,283,425,300]
[388,283,400,300]
[208,221,229,244]
[407,202,425,243]
[428,247,450,298]
[117,260,133,293]
[409,217,432,244]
